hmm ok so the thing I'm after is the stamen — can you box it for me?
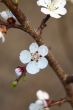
[31,52,40,61]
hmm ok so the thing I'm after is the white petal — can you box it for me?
[43,92,50,100]
[0,11,9,20]
[36,90,45,100]
[36,100,49,108]
[37,0,47,7]
[38,45,48,56]
[55,0,66,8]
[41,8,51,15]
[38,57,48,69]
[50,12,61,18]
[19,50,31,64]
[6,10,12,17]
[36,90,49,100]
[29,42,39,54]
[0,32,5,43]
[36,100,43,105]
[37,0,51,7]
[6,10,16,19]
[15,68,22,77]
[55,7,67,15]
[29,103,43,110]
[26,61,40,74]
[59,0,66,7]
[45,0,51,5]
[0,10,16,20]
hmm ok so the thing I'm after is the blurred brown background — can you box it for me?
[0,0,73,110]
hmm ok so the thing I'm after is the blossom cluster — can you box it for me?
[0,0,72,43]
[0,0,72,75]
[29,90,50,110]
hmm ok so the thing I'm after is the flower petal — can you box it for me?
[45,0,51,5]
[29,42,39,54]
[29,102,43,110]
[36,90,45,100]
[19,50,31,64]
[37,0,47,7]
[38,57,48,69]
[0,32,5,43]
[55,0,66,8]
[36,90,49,100]
[0,10,16,20]
[0,11,9,20]
[43,92,50,100]
[41,7,51,14]
[6,10,16,19]
[55,7,67,15]
[26,61,40,74]
[50,12,61,18]
[37,0,51,7]
[38,45,48,56]
[36,100,43,105]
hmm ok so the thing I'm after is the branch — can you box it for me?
[0,19,26,31]
[65,75,73,84]
[47,98,67,107]
[2,0,73,108]
[37,15,50,35]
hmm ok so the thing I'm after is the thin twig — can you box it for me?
[37,15,50,35]
[0,19,25,30]
[47,98,67,107]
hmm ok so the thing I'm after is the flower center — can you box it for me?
[48,3,56,11]
[31,52,40,61]
[48,0,58,11]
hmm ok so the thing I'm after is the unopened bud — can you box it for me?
[15,66,26,77]
[7,17,16,24]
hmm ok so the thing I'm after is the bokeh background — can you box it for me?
[0,0,73,110]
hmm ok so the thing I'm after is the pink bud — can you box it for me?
[15,66,26,77]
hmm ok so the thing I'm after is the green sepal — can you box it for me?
[10,80,18,88]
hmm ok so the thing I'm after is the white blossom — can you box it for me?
[0,10,16,20]
[19,43,49,74]
[36,90,50,100]
[29,90,50,110]
[37,0,67,18]
[0,31,5,43]
[29,102,44,110]
[36,90,50,108]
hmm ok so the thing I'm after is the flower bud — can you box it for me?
[7,17,16,24]
[15,66,26,77]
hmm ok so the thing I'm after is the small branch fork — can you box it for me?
[0,19,24,30]
[0,0,73,108]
